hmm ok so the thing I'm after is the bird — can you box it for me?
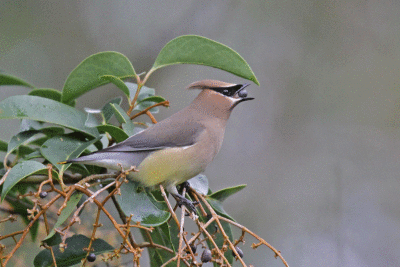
[61,80,254,212]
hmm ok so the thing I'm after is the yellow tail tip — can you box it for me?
[58,161,67,164]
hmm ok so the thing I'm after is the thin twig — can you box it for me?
[2,194,63,265]
[129,101,169,120]
[110,195,137,247]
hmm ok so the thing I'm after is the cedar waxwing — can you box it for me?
[62,80,254,212]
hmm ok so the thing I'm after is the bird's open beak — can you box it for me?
[236,83,254,102]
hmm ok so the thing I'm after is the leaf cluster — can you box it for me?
[0,35,287,266]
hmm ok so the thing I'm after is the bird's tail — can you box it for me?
[57,152,145,171]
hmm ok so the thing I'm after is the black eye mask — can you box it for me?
[210,84,250,97]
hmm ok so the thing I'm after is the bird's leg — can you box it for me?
[179,181,191,193]
[167,185,199,215]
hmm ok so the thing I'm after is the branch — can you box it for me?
[129,101,169,120]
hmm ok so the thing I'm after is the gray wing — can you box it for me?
[65,118,205,169]
[96,118,205,153]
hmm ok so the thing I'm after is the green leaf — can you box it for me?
[5,190,39,241]
[117,181,170,227]
[16,146,36,157]
[97,125,129,143]
[152,35,259,85]
[198,207,234,264]
[29,88,76,107]
[0,73,35,88]
[41,135,99,176]
[84,112,99,128]
[109,103,128,124]
[99,75,130,98]
[206,198,234,221]
[43,193,83,244]
[208,184,246,202]
[127,83,160,113]
[0,95,99,138]
[23,150,43,160]
[0,140,8,152]
[206,185,246,221]
[187,174,209,195]
[33,234,113,267]
[1,161,47,201]
[19,119,44,132]
[101,96,123,123]
[137,95,166,104]
[209,220,234,264]
[6,128,64,160]
[109,103,136,136]
[140,223,179,266]
[62,51,136,103]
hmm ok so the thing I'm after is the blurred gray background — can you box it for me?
[1,1,400,266]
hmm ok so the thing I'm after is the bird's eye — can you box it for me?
[222,89,229,96]
[237,89,248,98]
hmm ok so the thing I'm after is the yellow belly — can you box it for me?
[130,145,208,188]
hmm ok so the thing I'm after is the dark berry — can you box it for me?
[87,253,96,262]
[189,244,197,254]
[201,249,212,262]
[39,192,48,199]
[232,246,244,258]
[238,89,248,98]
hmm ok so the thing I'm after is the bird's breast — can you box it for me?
[130,143,213,187]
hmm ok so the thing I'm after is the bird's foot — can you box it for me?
[180,181,191,192]
[173,193,199,215]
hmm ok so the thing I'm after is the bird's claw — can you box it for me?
[175,195,199,215]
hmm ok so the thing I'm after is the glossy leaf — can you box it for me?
[16,146,36,157]
[140,223,180,266]
[97,124,129,143]
[41,135,99,175]
[127,83,160,113]
[43,193,83,244]
[6,190,39,241]
[101,96,123,123]
[206,184,246,221]
[187,174,209,195]
[208,184,246,202]
[33,234,113,267]
[206,198,234,221]
[117,181,170,226]
[62,51,136,103]
[0,73,35,88]
[6,128,64,160]
[1,161,47,201]
[208,220,234,264]
[84,112,99,128]
[198,204,234,264]
[110,103,135,136]
[99,75,130,98]
[137,95,166,104]
[19,119,44,132]
[29,88,76,107]
[152,35,259,85]
[23,150,43,160]
[110,103,128,124]
[0,95,99,138]
[0,140,7,152]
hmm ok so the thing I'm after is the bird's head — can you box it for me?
[187,80,254,115]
